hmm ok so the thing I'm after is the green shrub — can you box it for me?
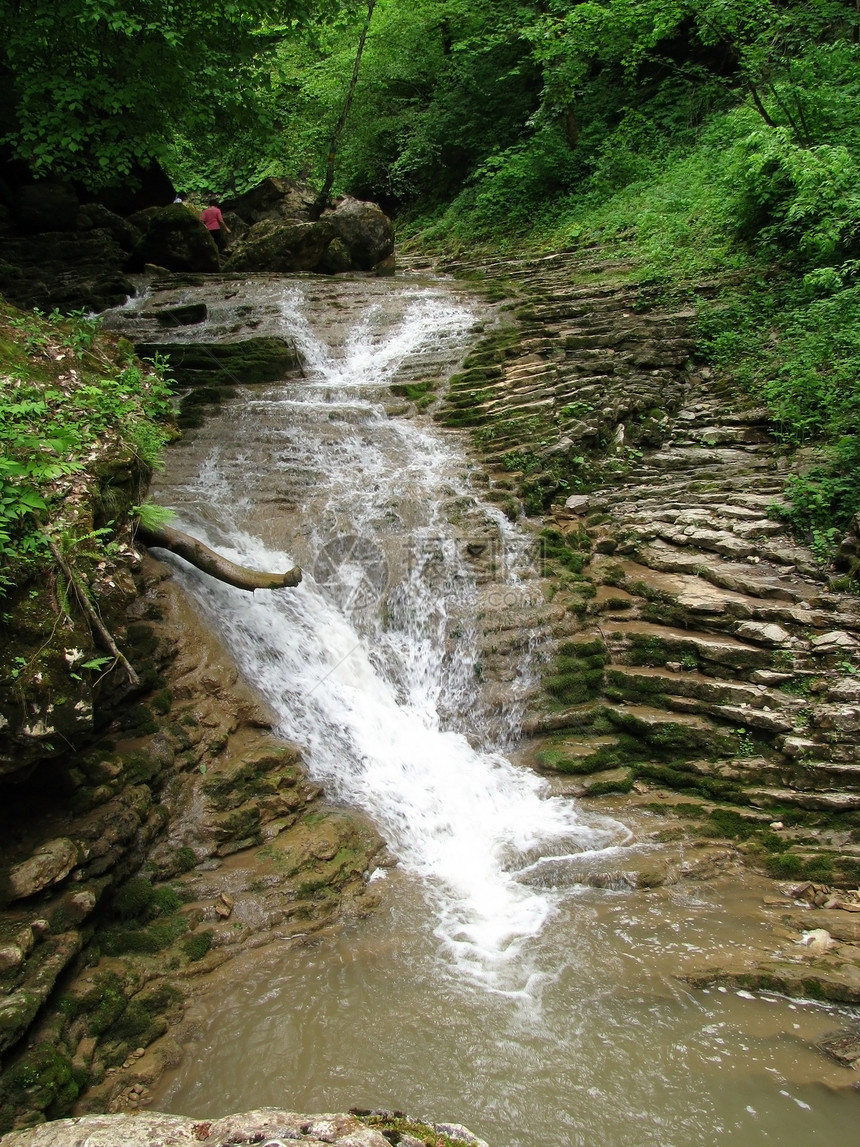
[183,930,213,962]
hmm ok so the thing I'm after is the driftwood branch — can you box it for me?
[137,523,302,592]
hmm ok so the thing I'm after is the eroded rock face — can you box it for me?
[223,218,336,273]
[0,1108,489,1147]
[4,838,78,902]
[222,190,395,275]
[223,177,315,225]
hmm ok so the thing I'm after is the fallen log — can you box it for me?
[137,523,302,592]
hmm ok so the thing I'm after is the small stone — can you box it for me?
[134,1047,145,1058]
[817,1029,860,1068]
[0,945,24,971]
[564,494,590,515]
[770,822,784,831]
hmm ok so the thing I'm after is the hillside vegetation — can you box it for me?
[1,1,859,553]
[274,0,860,554]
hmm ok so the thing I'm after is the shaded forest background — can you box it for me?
[2,0,860,551]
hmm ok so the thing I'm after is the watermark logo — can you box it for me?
[312,534,389,616]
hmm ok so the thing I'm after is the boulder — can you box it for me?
[4,838,78,902]
[75,202,141,252]
[325,196,394,270]
[0,230,135,312]
[223,218,336,273]
[129,205,219,272]
[564,494,591,515]
[321,237,353,274]
[222,177,313,225]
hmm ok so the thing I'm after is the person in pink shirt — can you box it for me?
[201,199,230,251]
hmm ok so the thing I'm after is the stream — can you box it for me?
[108,274,856,1145]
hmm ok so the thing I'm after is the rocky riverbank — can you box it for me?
[421,244,860,1016]
[3,243,860,1134]
[0,1107,488,1147]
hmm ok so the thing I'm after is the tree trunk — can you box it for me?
[137,523,302,592]
[309,0,377,220]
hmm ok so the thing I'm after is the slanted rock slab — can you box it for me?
[0,1108,489,1147]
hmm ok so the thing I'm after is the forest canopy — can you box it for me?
[0,0,342,188]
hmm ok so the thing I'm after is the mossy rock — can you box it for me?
[134,337,300,388]
[0,1043,80,1124]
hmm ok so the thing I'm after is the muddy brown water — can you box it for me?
[105,274,858,1145]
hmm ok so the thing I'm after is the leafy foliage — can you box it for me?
[0,303,174,581]
[0,0,343,189]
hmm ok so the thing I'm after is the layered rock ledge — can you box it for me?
[0,1108,488,1147]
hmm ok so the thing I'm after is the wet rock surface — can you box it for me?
[0,1107,488,1147]
[0,553,384,1130]
[421,246,860,1006]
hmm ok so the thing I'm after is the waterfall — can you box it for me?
[153,278,628,990]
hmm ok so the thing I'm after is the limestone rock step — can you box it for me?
[601,618,774,673]
[631,541,826,601]
[748,787,860,811]
[590,556,833,634]
[605,664,801,714]
[787,760,860,791]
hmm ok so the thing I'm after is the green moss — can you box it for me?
[146,886,180,915]
[0,1044,79,1120]
[765,852,834,881]
[76,972,128,1036]
[585,774,634,795]
[135,337,300,388]
[183,930,213,961]
[99,913,187,956]
[112,876,154,920]
[544,638,607,706]
[631,762,748,803]
[150,688,173,715]
[175,846,197,872]
[117,703,158,734]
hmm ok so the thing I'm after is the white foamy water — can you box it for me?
[151,278,626,989]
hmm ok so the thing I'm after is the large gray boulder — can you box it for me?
[223,196,394,275]
[75,202,141,252]
[222,177,314,225]
[325,196,394,270]
[223,218,337,273]
[128,204,219,272]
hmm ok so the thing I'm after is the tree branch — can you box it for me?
[137,523,302,592]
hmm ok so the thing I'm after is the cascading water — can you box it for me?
[149,278,627,990]
[114,275,856,1147]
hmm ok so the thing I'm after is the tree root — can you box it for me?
[136,523,303,592]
